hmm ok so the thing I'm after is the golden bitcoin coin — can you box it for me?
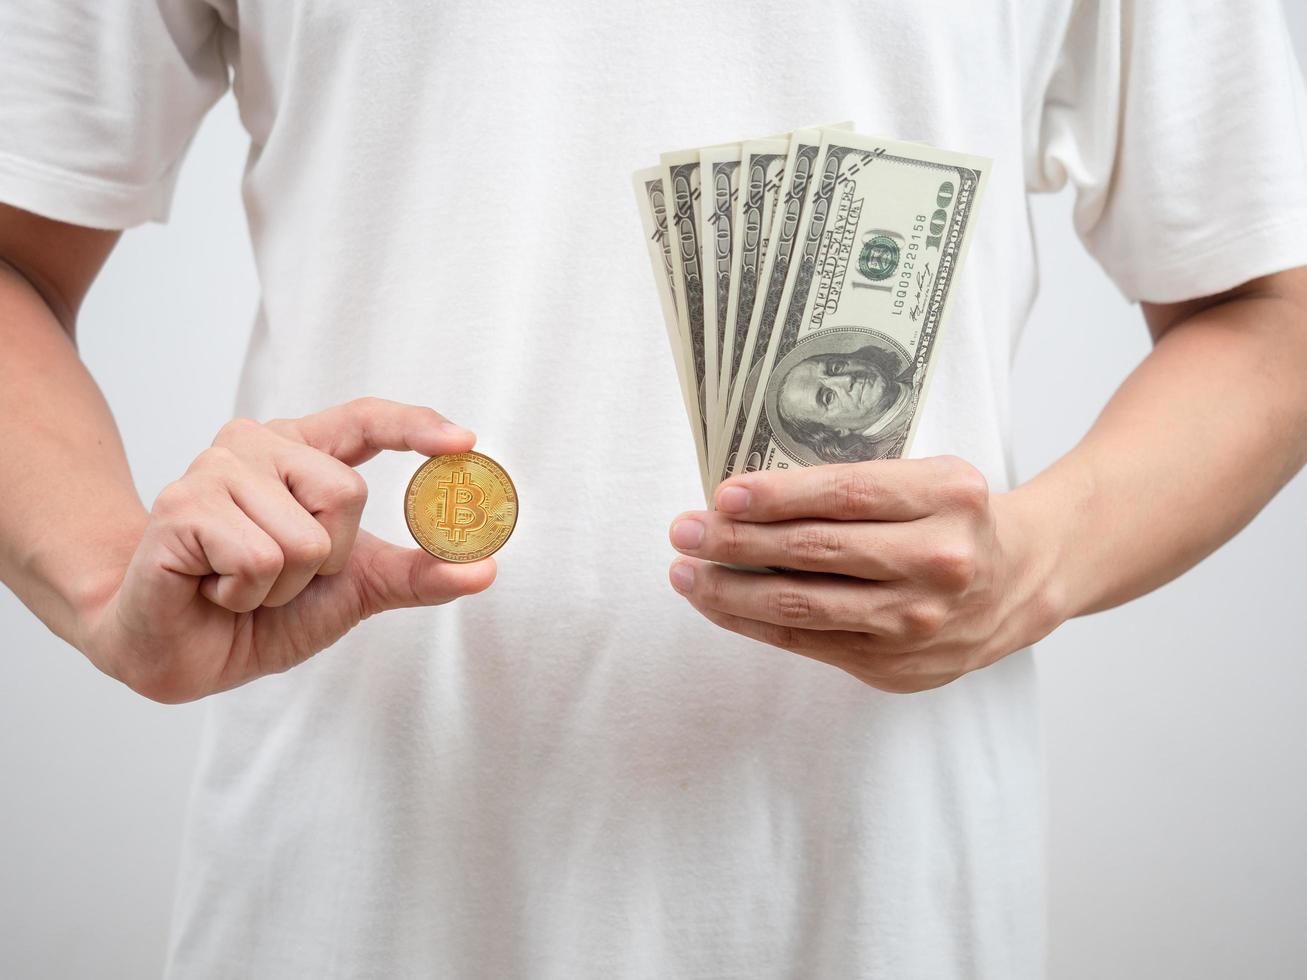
[404,451,518,562]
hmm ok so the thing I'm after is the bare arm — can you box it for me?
[1010,268,1307,620]
[0,204,496,702]
[0,205,136,646]
[664,267,1307,692]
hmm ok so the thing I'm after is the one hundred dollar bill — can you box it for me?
[634,167,710,502]
[660,149,712,490]
[715,127,825,483]
[730,132,989,475]
[698,143,742,451]
[713,137,788,462]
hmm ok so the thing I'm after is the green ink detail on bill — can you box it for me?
[857,236,900,281]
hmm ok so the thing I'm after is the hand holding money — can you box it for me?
[665,457,1055,693]
[79,397,496,703]
[636,125,1009,684]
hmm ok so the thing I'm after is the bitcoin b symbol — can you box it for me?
[404,451,517,562]
[433,469,489,544]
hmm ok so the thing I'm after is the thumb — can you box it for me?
[349,531,497,615]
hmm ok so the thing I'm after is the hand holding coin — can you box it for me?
[77,397,497,703]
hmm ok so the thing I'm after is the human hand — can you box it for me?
[80,398,496,703]
[667,456,1060,693]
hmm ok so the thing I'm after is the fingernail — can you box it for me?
[440,421,474,438]
[670,561,695,594]
[717,485,750,513]
[670,518,705,550]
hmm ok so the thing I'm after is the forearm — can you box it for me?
[0,263,147,647]
[1006,282,1307,625]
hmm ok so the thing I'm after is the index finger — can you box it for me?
[270,397,476,466]
[713,456,982,523]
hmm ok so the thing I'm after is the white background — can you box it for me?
[2,9,1305,978]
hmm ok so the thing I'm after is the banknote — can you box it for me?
[634,166,710,501]
[713,138,788,458]
[730,131,989,475]
[660,150,711,483]
[715,128,825,484]
[634,125,989,499]
[698,143,742,441]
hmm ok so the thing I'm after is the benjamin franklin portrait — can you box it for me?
[765,328,917,465]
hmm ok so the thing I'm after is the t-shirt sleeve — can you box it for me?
[1027,0,1307,303]
[0,0,230,230]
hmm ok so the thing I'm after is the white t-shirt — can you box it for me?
[4,2,1306,977]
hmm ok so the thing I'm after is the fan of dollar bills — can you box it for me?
[634,125,989,505]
